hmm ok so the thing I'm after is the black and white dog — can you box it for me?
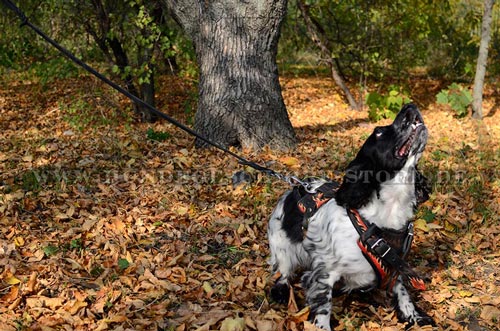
[268,104,434,329]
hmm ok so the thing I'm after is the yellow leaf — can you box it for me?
[5,276,21,285]
[414,219,429,232]
[279,156,300,167]
[14,237,25,246]
[458,290,473,297]
[176,206,188,216]
[202,281,214,294]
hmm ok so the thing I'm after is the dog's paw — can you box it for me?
[401,311,436,329]
[270,282,290,304]
[307,314,332,331]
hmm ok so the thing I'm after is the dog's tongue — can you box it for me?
[399,143,410,157]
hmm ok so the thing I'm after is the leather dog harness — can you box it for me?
[295,182,425,292]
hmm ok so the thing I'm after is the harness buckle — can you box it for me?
[370,238,391,258]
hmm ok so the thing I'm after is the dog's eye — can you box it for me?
[375,128,383,138]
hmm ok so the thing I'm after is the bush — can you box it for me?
[366,86,412,122]
[436,83,472,118]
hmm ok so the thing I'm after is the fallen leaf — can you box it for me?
[26,271,38,293]
[287,285,299,313]
[67,299,88,315]
[26,296,64,310]
[14,237,25,246]
[290,306,310,324]
[414,219,429,232]
[5,276,21,285]
[458,290,473,298]
[303,321,324,331]
[480,305,500,323]
[1,285,19,303]
[220,316,245,331]
[202,281,214,297]
[255,319,276,331]
[279,156,300,167]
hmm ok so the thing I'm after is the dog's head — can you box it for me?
[336,103,429,209]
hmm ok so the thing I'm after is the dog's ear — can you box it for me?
[335,163,377,209]
[415,168,430,205]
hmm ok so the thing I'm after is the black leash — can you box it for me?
[1,0,304,186]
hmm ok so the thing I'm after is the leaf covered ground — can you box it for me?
[1,72,499,331]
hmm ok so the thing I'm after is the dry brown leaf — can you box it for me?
[1,285,19,303]
[26,271,38,293]
[290,306,310,324]
[480,305,500,323]
[287,285,299,313]
[255,319,277,331]
[303,321,324,331]
[26,296,64,310]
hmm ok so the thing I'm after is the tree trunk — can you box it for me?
[297,0,360,111]
[138,40,158,122]
[164,0,297,150]
[108,37,155,121]
[472,0,495,120]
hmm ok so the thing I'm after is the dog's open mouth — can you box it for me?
[396,120,424,158]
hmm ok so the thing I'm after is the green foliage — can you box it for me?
[90,264,105,277]
[61,90,130,131]
[279,0,500,80]
[61,98,99,131]
[183,89,198,125]
[31,58,80,87]
[436,83,472,118]
[70,238,83,250]
[43,245,59,257]
[21,170,40,192]
[420,208,436,222]
[366,86,411,122]
[146,128,171,141]
[118,258,130,270]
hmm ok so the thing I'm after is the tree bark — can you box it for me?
[164,0,297,150]
[472,0,495,120]
[297,0,360,111]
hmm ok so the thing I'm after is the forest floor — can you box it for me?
[0,71,499,331]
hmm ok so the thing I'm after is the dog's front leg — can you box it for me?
[303,268,339,331]
[392,277,435,327]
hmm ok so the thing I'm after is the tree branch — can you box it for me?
[297,0,360,111]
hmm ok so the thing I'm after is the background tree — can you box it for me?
[297,0,359,110]
[71,0,168,122]
[2,0,500,132]
[278,1,500,99]
[163,0,297,150]
[472,0,496,119]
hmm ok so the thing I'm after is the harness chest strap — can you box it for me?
[347,209,426,291]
